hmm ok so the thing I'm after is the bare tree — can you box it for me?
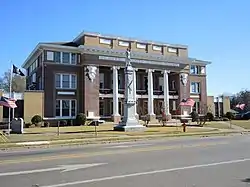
[0,70,26,93]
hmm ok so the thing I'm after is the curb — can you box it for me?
[0,130,245,150]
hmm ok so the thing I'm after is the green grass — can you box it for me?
[205,122,231,129]
[0,124,218,143]
[231,120,250,129]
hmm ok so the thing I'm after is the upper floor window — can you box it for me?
[190,65,206,75]
[46,51,78,65]
[136,43,146,49]
[190,65,199,74]
[27,60,38,75]
[118,41,129,47]
[99,73,104,89]
[152,45,162,51]
[190,82,200,94]
[168,47,178,53]
[55,73,77,89]
[99,38,111,45]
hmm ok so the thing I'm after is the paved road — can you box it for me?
[1,134,250,187]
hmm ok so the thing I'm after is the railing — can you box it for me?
[99,88,112,94]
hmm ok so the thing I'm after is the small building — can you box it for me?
[207,96,231,117]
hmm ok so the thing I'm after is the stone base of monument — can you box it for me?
[113,121,146,132]
[112,115,121,123]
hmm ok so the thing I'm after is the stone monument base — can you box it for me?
[114,121,146,132]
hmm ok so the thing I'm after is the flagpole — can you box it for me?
[8,63,13,135]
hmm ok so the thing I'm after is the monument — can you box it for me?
[114,48,146,132]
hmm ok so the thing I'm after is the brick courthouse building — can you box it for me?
[21,31,211,123]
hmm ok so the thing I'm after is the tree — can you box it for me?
[230,89,250,112]
[0,70,26,93]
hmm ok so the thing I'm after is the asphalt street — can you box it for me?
[1,134,250,187]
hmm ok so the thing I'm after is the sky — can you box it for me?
[1,0,250,96]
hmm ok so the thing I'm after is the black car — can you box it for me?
[242,111,250,120]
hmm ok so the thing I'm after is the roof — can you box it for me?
[73,30,188,49]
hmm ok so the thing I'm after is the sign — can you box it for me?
[98,56,180,67]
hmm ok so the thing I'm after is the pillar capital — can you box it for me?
[162,70,170,74]
[111,66,120,70]
[146,69,154,73]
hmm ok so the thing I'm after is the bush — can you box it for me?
[225,112,234,120]
[43,121,50,127]
[190,111,199,122]
[206,112,214,121]
[75,113,87,126]
[25,123,32,128]
[59,120,67,126]
[31,115,42,126]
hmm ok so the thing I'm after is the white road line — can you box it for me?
[41,158,250,187]
[106,144,152,149]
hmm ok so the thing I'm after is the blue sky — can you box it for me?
[1,0,249,96]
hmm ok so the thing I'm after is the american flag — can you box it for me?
[179,98,195,107]
[0,96,17,108]
[236,103,245,110]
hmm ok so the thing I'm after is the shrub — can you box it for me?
[25,123,32,128]
[59,120,67,126]
[43,121,50,127]
[75,113,87,126]
[206,112,214,121]
[190,111,199,122]
[31,115,42,126]
[225,112,234,120]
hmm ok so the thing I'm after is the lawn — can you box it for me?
[0,124,218,143]
[204,122,231,129]
[231,120,250,129]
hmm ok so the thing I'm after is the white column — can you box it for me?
[133,69,138,116]
[163,70,170,115]
[112,66,120,116]
[147,69,155,115]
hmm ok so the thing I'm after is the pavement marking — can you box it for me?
[105,143,152,148]
[0,141,228,165]
[16,141,50,145]
[40,158,250,187]
[0,163,107,177]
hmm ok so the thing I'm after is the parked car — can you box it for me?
[242,111,250,120]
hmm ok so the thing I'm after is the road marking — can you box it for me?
[0,141,228,165]
[106,143,152,148]
[41,158,250,187]
[0,163,106,177]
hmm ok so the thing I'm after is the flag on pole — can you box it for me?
[236,103,245,110]
[179,98,195,107]
[12,65,25,76]
[0,96,17,108]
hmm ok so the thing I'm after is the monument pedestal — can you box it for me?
[114,122,146,132]
[112,115,121,123]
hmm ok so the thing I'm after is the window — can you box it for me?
[143,76,148,90]
[118,41,129,47]
[54,52,61,63]
[56,99,77,117]
[55,74,77,89]
[193,101,200,113]
[99,100,104,116]
[159,77,164,91]
[71,53,77,64]
[136,43,146,49]
[62,75,70,88]
[190,82,200,94]
[190,65,199,74]
[62,52,70,64]
[99,73,104,89]
[168,47,177,53]
[152,45,162,51]
[100,38,111,45]
[32,73,36,83]
[47,51,54,61]
[118,74,122,89]
[171,80,176,90]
